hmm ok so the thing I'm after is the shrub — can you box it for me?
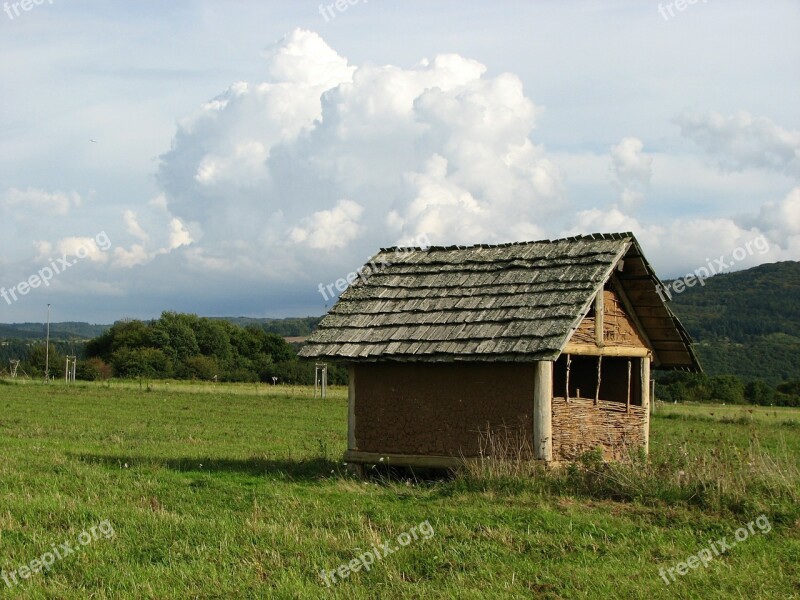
[76,357,112,381]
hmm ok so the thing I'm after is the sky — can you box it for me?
[1,0,799,324]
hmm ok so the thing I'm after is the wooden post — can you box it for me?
[348,365,356,451]
[565,354,571,402]
[534,361,553,462]
[626,360,631,413]
[594,355,602,405]
[650,379,656,415]
[641,357,651,455]
[595,290,604,347]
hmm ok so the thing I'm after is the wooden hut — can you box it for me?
[300,233,700,467]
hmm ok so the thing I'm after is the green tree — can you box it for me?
[709,375,745,404]
[195,318,234,363]
[744,380,775,405]
[112,348,172,378]
[86,319,153,361]
[181,355,219,380]
[24,343,65,379]
[262,332,295,363]
[76,357,112,381]
[151,312,200,366]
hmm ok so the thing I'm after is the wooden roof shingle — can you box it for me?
[299,233,701,370]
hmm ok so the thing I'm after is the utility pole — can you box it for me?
[45,303,51,383]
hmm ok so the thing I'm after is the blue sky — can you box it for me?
[1,0,799,323]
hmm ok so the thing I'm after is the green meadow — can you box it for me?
[0,380,798,598]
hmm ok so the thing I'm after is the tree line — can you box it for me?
[9,312,345,384]
[655,371,800,407]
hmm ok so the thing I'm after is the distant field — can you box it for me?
[0,381,798,598]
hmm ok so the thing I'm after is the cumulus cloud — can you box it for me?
[753,186,800,248]
[564,206,783,276]
[2,187,82,217]
[54,237,109,264]
[675,110,800,178]
[112,204,194,268]
[610,137,652,207]
[156,28,564,266]
[167,218,193,250]
[113,244,150,268]
[145,31,799,294]
[290,199,363,249]
[123,210,149,242]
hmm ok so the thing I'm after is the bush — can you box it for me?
[745,380,775,405]
[774,392,800,407]
[76,357,112,381]
[180,355,219,380]
[222,368,259,383]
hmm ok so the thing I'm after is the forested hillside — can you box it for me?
[666,261,800,383]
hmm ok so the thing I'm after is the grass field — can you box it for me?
[0,380,798,599]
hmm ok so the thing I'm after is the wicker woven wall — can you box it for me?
[551,396,647,461]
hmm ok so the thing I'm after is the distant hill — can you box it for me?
[0,317,322,343]
[666,261,800,383]
[212,316,322,337]
[0,322,109,341]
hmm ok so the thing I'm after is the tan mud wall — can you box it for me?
[570,288,647,349]
[354,363,534,456]
[551,396,647,461]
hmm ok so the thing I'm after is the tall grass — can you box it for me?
[455,430,800,520]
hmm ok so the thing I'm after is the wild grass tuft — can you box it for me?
[454,428,800,520]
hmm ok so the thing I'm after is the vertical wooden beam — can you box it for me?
[565,354,571,402]
[348,364,356,451]
[641,357,651,455]
[626,360,631,413]
[534,361,553,462]
[594,355,602,405]
[594,290,604,347]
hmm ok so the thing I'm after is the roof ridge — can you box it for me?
[378,232,635,252]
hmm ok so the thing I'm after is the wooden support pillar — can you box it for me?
[626,360,631,413]
[595,290,604,347]
[348,365,356,451]
[534,360,553,462]
[594,355,602,405]
[641,357,651,455]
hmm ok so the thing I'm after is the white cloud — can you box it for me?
[113,244,150,268]
[112,210,193,268]
[156,28,565,270]
[675,110,800,178]
[290,199,363,250]
[753,186,800,248]
[33,240,53,261]
[610,137,652,208]
[55,237,109,264]
[123,210,149,242]
[166,218,193,250]
[2,187,82,217]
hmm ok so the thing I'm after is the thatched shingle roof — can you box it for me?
[300,233,700,370]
